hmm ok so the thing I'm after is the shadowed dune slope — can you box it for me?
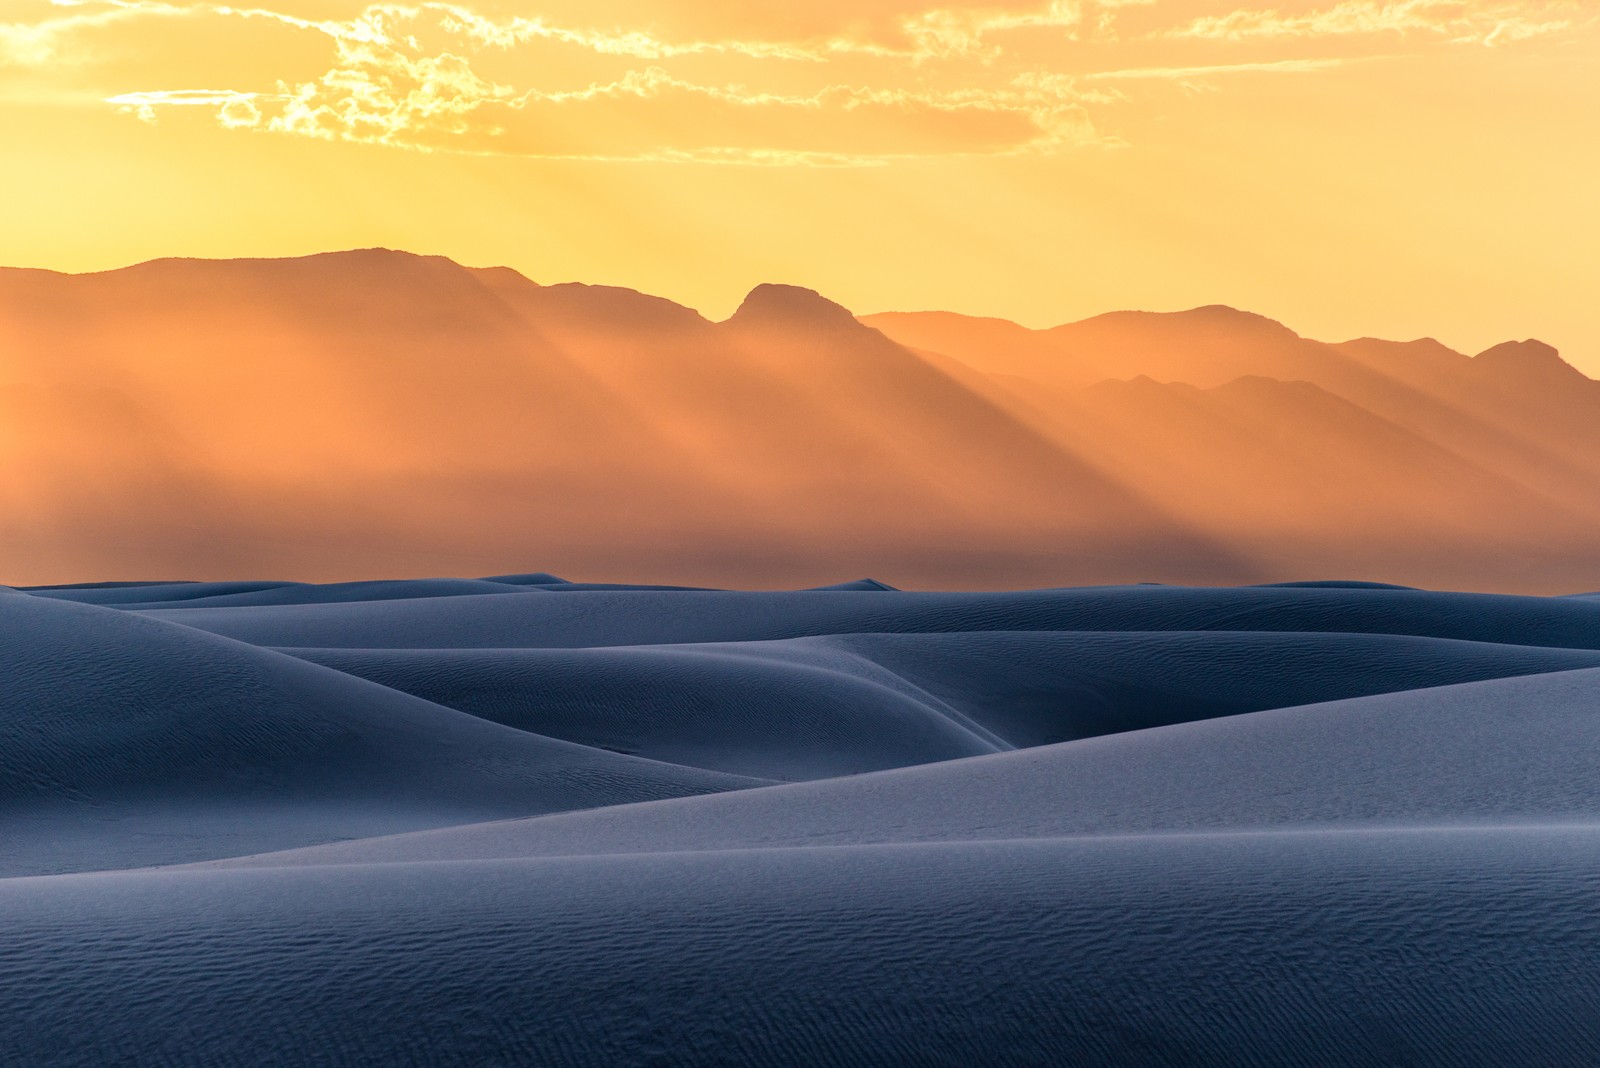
[284,643,1009,782]
[0,590,762,876]
[285,630,1600,757]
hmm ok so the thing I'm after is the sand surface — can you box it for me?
[5,577,1600,1063]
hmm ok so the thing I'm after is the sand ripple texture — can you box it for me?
[6,575,1600,1065]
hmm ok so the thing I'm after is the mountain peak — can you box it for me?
[1473,339,1583,381]
[1056,304,1299,341]
[1172,305,1299,335]
[1477,338,1557,358]
[727,284,862,331]
[301,247,425,262]
[135,247,437,270]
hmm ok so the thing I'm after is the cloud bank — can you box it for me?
[2,0,1587,162]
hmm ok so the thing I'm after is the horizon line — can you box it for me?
[1,245,1549,355]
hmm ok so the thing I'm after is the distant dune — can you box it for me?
[2,249,1598,591]
[7,577,1600,1062]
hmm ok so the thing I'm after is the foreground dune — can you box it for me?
[5,576,1600,1063]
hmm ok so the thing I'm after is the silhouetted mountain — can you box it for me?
[727,283,864,333]
[1475,338,1574,375]
[872,303,1600,574]
[2,251,1597,591]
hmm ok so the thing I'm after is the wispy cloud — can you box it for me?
[1086,56,1354,79]
[897,1,1085,59]
[107,87,263,125]
[1170,0,1576,47]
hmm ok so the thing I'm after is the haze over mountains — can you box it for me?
[3,249,1596,592]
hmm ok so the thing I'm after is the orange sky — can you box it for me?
[2,0,1597,370]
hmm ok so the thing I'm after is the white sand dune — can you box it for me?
[199,664,1600,867]
[6,577,1600,1062]
[283,644,1009,781]
[284,630,1600,758]
[7,830,1600,1065]
[133,582,1600,649]
[0,591,763,876]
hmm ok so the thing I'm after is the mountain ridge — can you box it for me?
[10,249,1578,378]
[2,249,1596,593]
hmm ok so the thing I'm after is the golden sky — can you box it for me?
[3,0,1597,369]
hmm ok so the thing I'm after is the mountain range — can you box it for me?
[3,248,1596,592]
